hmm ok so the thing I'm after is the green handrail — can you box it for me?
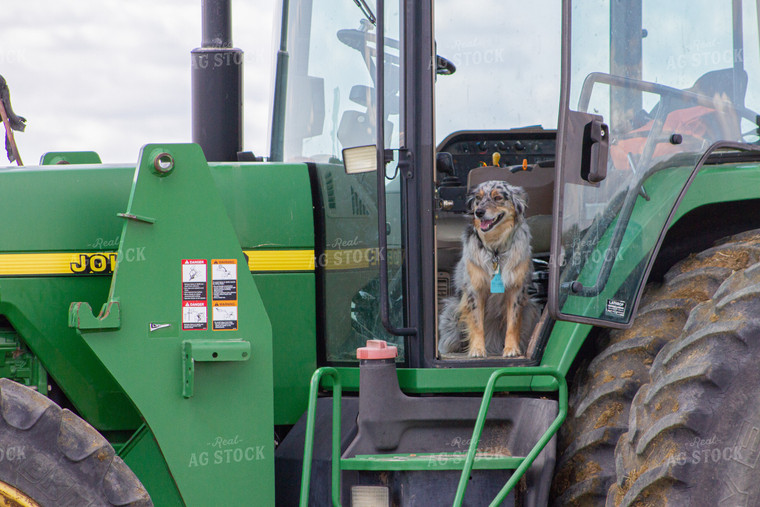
[453,367,568,506]
[300,367,342,507]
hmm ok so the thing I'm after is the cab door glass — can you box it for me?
[277,0,405,362]
[552,0,759,325]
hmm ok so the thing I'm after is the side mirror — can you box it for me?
[342,145,377,174]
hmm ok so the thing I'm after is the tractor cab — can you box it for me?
[271,0,760,369]
[271,0,562,368]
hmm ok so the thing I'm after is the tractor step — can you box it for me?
[292,341,567,506]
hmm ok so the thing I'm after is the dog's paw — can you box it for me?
[502,345,521,358]
[468,344,487,358]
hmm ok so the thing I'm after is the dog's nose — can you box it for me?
[475,208,485,218]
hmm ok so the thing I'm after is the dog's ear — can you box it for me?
[510,187,528,217]
[465,189,478,214]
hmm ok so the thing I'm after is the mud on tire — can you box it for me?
[0,379,151,506]
[551,230,760,506]
[608,259,760,506]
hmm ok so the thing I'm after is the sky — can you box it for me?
[1,1,276,165]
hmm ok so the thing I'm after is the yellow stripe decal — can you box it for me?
[0,248,398,276]
[244,250,315,272]
[0,252,117,275]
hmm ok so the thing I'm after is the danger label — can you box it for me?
[212,259,238,330]
[183,302,208,330]
[182,259,207,300]
[182,260,208,330]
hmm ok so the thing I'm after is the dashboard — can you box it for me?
[436,129,557,214]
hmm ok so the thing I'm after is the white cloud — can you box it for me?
[1,0,275,164]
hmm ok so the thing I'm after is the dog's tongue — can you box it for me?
[480,219,493,231]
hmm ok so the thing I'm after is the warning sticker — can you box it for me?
[182,259,208,331]
[212,302,238,330]
[183,302,208,330]
[212,259,238,330]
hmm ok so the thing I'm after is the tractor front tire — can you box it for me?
[608,260,760,505]
[551,230,760,506]
[0,379,151,506]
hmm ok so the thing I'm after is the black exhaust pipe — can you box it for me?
[191,0,243,162]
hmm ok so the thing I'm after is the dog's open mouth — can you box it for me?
[479,212,504,232]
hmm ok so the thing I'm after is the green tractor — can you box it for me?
[2,0,760,505]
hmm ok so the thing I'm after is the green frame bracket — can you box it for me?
[182,339,251,398]
[68,301,121,330]
[70,144,275,505]
[40,151,102,165]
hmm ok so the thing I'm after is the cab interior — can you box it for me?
[435,129,556,360]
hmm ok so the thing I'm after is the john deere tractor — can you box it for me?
[2,0,760,505]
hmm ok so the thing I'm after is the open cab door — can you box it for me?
[550,0,760,327]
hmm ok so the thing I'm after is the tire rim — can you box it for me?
[0,480,39,507]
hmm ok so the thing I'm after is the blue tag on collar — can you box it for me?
[490,271,505,293]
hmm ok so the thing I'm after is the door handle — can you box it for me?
[582,119,609,183]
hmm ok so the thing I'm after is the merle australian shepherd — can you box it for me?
[438,180,538,357]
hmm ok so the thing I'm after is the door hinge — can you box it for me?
[397,149,414,179]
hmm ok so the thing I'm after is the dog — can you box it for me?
[438,180,538,357]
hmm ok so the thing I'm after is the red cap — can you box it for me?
[357,340,398,360]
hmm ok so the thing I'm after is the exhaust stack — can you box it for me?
[191,0,243,162]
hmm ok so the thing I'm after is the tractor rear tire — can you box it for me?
[0,379,151,506]
[551,230,760,506]
[608,260,760,506]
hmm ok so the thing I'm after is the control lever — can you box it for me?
[436,152,460,187]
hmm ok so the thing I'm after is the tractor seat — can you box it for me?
[467,164,554,253]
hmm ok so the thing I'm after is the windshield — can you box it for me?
[434,0,561,143]
[555,0,760,323]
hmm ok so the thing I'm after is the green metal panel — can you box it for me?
[70,144,275,506]
[672,163,760,221]
[253,273,317,425]
[0,278,141,430]
[0,164,132,252]
[120,425,183,506]
[210,162,314,249]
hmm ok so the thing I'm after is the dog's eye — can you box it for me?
[493,195,504,202]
